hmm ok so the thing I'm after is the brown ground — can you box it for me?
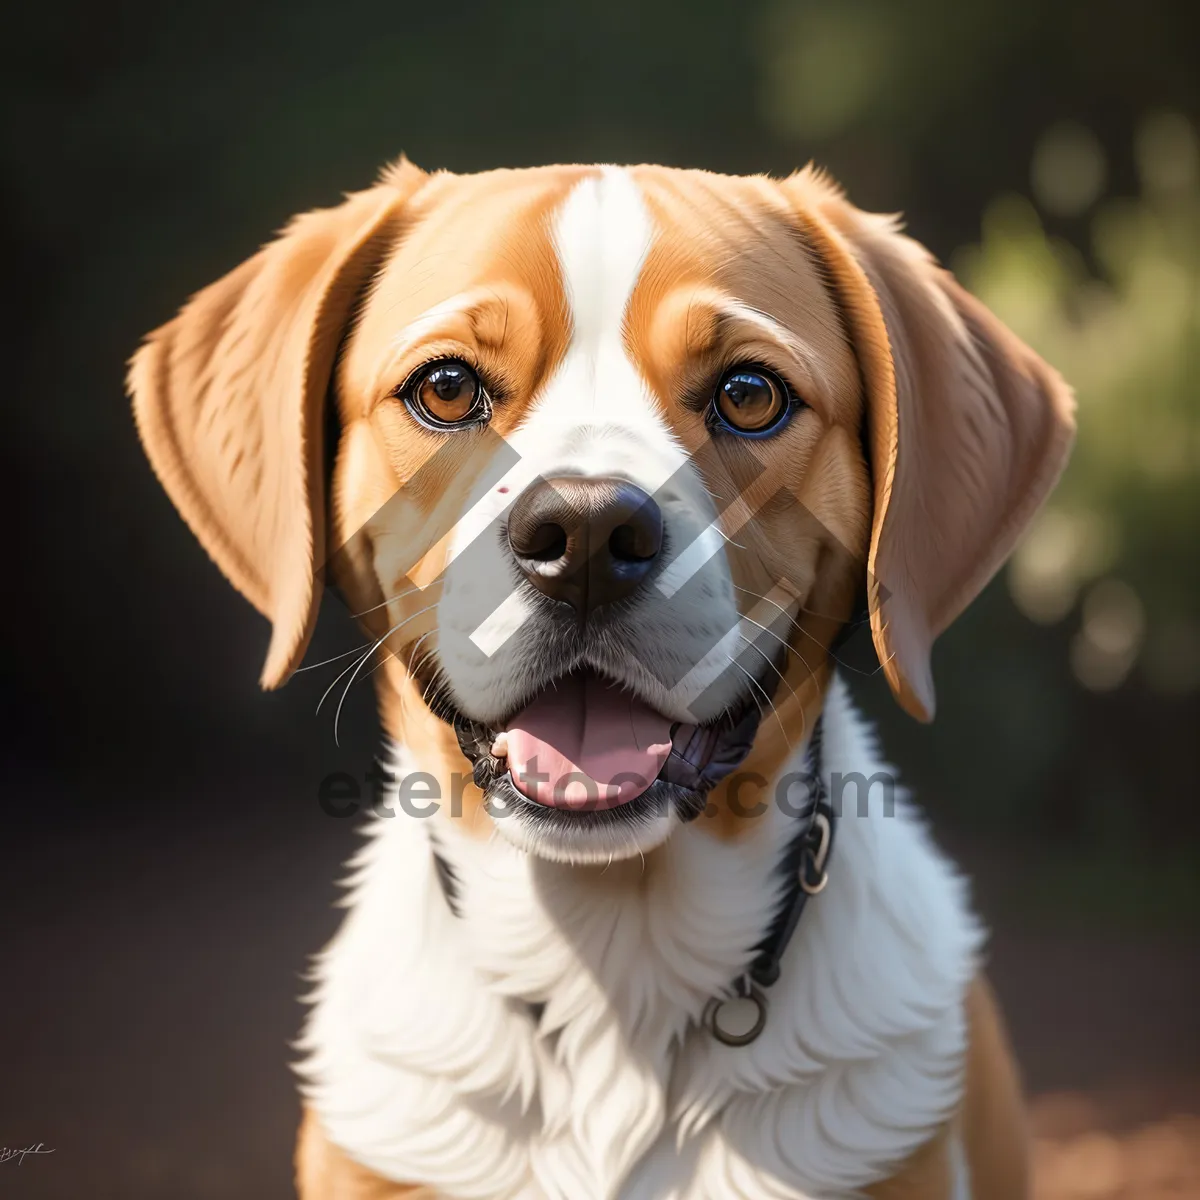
[991,934,1200,1200]
[1032,1097,1200,1199]
[972,845,1200,1200]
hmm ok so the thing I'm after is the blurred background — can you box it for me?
[3,0,1198,1196]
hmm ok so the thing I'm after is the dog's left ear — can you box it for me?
[784,169,1075,721]
[129,160,428,688]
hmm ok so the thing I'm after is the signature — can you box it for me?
[0,1143,55,1165]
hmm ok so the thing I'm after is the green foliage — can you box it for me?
[961,112,1200,697]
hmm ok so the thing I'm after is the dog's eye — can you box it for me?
[712,367,790,436]
[404,359,489,429]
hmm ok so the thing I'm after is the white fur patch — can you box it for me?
[298,679,983,1198]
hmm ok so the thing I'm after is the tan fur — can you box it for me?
[296,1107,431,1199]
[960,977,1032,1200]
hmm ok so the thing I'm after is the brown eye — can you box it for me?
[713,367,790,435]
[407,360,488,428]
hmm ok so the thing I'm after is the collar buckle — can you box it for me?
[800,810,832,896]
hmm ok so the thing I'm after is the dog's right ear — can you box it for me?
[129,159,428,689]
[783,167,1075,722]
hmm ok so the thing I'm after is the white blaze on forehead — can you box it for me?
[554,167,653,380]
[510,167,685,490]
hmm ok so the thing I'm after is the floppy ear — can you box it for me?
[785,168,1075,720]
[129,160,427,689]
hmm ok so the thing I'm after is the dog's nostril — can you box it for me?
[525,522,569,563]
[507,475,663,617]
[609,522,657,563]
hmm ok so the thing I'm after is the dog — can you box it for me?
[130,160,1074,1199]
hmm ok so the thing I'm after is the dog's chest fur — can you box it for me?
[299,681,982,1199]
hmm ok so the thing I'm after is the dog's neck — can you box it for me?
[300,677,983,1199]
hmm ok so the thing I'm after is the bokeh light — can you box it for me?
[1031,121,1107,217]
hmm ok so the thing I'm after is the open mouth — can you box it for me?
[434,664,773,836]
[499,670,673,809]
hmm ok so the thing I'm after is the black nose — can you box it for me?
[506,476,664,619]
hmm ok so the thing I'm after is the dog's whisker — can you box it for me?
[722,653,764,718]
[295,644,370,673]
[329,602,441,742]
[736,630,804,717]
[415,649,443,698]
[395,637,455,745]
[732,583,823,627]
[725,653,791,749]
[316,646,377,718]
[317,600,439,721]
[349,582,424,620]
[401,642,447,736]
[732,584,882,678]
[736,610,803,667]
[737,630,811,748]
[407,637,439,701]
[735,612,820,709]
[362,624,439,702]
[394,633,440,735]
[420,667,450,718]
[362,647,399,682]
[713,526,747,551]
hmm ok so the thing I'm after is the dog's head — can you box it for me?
[130,161,1073,862]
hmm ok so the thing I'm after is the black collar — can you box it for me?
[745,715,835,989]
[428,716,836,1047]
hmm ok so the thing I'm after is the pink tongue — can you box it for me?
[505,673,673,809]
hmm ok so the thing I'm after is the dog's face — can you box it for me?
[131,161,1074,863]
